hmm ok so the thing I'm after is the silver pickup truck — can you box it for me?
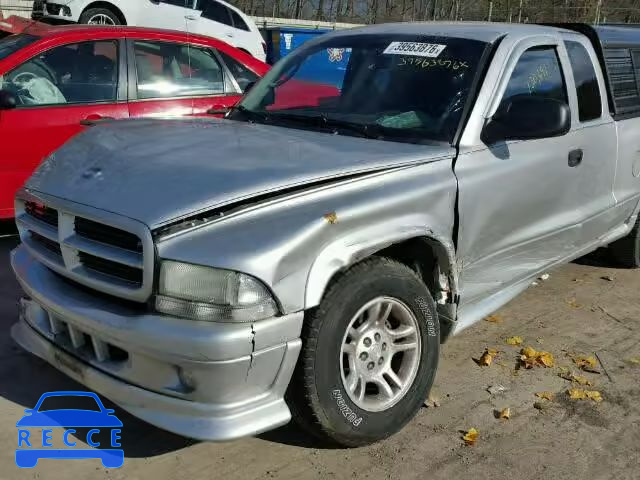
[10,22,640,447]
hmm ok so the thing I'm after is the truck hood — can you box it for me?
[26,118,454,227]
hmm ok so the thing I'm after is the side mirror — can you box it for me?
[0,90,17,110]
[481,96,571,145]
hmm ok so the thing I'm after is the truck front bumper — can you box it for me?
[10,246,303,441]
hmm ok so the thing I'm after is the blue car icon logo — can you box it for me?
[16,391,123,468]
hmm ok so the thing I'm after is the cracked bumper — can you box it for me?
[10,246,303,441]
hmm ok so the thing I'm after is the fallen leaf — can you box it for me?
[627,357,640,365]
[567,298,582,309]
[478,351,493,366]
[424,394,441,408]
[572,375,593,386]
[538,351,555,368]
[485,314,502,323]
[462,428,479,446]
[486,348,500,356]
[499,407,511,419]
[520,346,555,368]
[585,390,604,403]
[536,337,544,344]
[557,366,570,374]
[535,391,555,401]
[600,275,614,282]
[568,388,604,402]
[573,355,598,371]
[568,388,587,400]
[323,212,338,224]
[558,371,594,386]
[506,336,523,346]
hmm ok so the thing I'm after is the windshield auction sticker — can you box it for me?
[383,42,446,58]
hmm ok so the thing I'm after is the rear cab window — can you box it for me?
[565,40,602,122]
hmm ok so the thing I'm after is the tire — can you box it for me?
[608,217,640,268]
[79,8,121,25]
[287,257,440,447]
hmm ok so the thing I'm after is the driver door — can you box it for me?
[0,39,128,218]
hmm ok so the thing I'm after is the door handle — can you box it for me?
[568,149,583,167]
[80,116,115,126]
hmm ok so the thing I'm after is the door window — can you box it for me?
[198,0,233,26]
[229,10,249,31]
[499,46,567,112]
[1,40,118,106]
[160,0,193,6]
[217,50,258,91]
[565,41,602,122]
[133,40,225,99]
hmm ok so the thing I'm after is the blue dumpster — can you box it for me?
[263,27,351,87]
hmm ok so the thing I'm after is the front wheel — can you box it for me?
[288,257,440,447]
[79,8,121,25]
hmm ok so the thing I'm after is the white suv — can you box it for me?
[34,0,266,60]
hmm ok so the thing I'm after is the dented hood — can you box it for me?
[26,118,454,227]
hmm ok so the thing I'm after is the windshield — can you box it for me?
[37,395,101,412]
[0,33,39,61]
[232,34,488,144]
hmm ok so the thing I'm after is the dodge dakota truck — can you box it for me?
[10,22,640,447]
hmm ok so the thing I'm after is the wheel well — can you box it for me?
[82,2,127,24]
[374,237,457,341]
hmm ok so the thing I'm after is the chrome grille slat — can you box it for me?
[15,194,153,302]
[63,234,143,269]
[16,214,59,243]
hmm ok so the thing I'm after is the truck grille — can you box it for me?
[16,197,153,302]
[75,217,143,253]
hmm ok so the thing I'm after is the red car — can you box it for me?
[0,17,268,219]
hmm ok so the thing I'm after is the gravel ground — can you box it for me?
[0,226,638,480]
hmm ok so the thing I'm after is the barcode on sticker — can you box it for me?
[383,42,446,58]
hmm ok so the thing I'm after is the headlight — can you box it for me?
[155,260,278,322]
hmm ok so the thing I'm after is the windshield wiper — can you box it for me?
[267,112,381,140]
[228,104,270,122]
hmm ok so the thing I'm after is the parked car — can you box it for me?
[0,18,268,219]
[11,22,640,447]
[33,0,267,61]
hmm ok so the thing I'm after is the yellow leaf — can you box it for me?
[535,391,555,401]
[499,407,511,419]
[568,388,587,400]
[506,336,523,346]
[572,375,593,386]
[519,346,555,368]
[538,351,555,368]
[585,390,604,403]
[323,212,338,224]
[485,314,502,323]
[486,348,500,357]
[479,351,493,366]
[627,357,640,365]
[573,355,597,369]
[463,428,479,445]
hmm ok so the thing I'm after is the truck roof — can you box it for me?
[336,21,574,43]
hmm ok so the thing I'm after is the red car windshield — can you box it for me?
[0,33,39,61]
